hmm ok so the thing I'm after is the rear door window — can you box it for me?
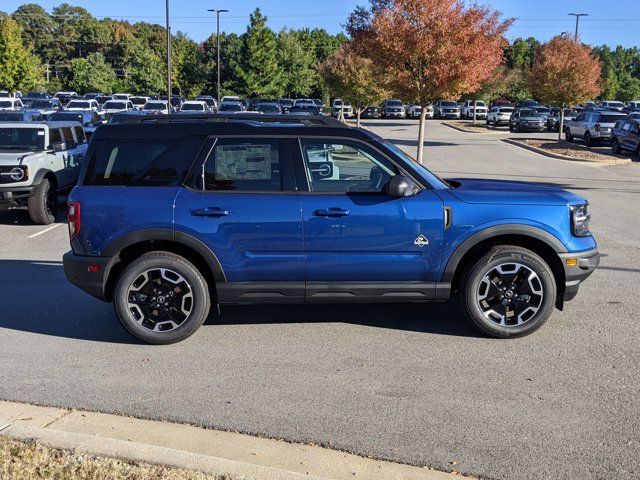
[88,137,205,186]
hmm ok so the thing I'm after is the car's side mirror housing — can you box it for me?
[50,141,67,152]
[388,175,418,198]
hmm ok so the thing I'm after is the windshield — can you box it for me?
[519,109,539,117]
[600,114,625,123]
[112,95,129,100]
[49,112,85,123]
[279,99,294,107]
[257,104,279,112]
[31,100,54,108]
[104,102,127,109]
[67,101,91,109]
[290,106,319,115]
[442,101,457,107]
[180,104,205,111]
[607,102,624,107]
[499,107,514,113]
[0,127,45,151]
[131,97,147,105]
[143,102,166,110]
[219,103,242,112]
[387,100,403,107]
[381,141,449,189]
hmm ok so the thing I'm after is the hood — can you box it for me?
[447,178,585,206]
[0,151,40,165]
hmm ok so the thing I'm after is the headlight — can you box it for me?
[570,204,591,237]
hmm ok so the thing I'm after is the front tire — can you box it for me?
[584,131,593,148]
[611,138,621,154]
[28,178,57,225]
[459,245,556,338]
[565,129,573,142]
[114,252,211,344]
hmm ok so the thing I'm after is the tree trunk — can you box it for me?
[416,106,427,164]
[356,107,362,128]
[558,106,565,142]
[472,99,477,125]
[339,108,345,123]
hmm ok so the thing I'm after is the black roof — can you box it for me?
[92,113,365,141]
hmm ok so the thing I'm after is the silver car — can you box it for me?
[565,111,627,147]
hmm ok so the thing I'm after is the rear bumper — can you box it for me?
[559,248,600,302]
[63,250,112,301]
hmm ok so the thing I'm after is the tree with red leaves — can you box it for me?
[529,36,602,141]
[347,0,512,163]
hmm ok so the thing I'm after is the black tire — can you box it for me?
[458,245,556,338]
[516,123,522,133]
[584,131,593,148]
[565,129,573,142]
[509,123,514,132]
[113,251,211,344]
[27,178,57,225]
[611,138,621,154]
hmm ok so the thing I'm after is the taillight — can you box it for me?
[67,201,81,241]
[594,123,601,132]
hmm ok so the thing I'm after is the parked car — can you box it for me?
[0,121,88,224]
[312,99,325,112]
[95,95,113,106]
[598,100,625,112]
[628,112,640,121]
[381,99,405,119]
[195,96,217,111]
[490,100,514,109]
[112,93,132,101]
[29,98,63,118]
[106,110,148,124]
[48,110,105,139]
[564,110,627,147]
[62,114,599,344]
[101,100,134,114]
[433,100,461,119]
[509,108,545,132]
[217,101,244,113]
[26,91,51,100]
[53,91,79,105]
[142,100,170,114]
[610,118,640,156]
[130,96,151,110]
[460,100,488,119]
[331,99,353,118]
[178,101,210,113]
[0,98,24,111]
[83,93,103,100]
[624,101,640,113]
[486,106,514,126]
[221,95,240,104]
[361,106,382,119]
[278,99,294,114]
[65,99,99,111]
[288,105,320,115]
[0,110,44,122]
[170,96,186,110]
[405,104,433,119]
[256,102,281,114]
[534,106,551,120]
[515,99,540,108]
[546,108,578,131]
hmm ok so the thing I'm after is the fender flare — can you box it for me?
[102,228,226,283]
[31,169,56,187]
[441,224,567,283]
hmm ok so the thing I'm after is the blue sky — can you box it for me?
[4,0,639,47]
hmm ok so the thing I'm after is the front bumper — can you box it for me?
[0,186,34,210]
[559,248,600,302]
[63,250,113,301]
[384,111,405,118]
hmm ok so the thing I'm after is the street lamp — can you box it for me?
[207,9,229,105]
[568,13,588,42]
[166,0,172,113]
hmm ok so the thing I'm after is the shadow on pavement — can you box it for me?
[0,260,482,342]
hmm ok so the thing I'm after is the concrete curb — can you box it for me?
[501,138,632,165]
[0,400,471,480]
[440,121,504,135]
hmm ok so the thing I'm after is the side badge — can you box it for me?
[414,235,429,247]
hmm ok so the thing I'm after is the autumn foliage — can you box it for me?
[347,0,513,162]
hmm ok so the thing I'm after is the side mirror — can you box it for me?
[50,141,66,152]
[388,175,418,198]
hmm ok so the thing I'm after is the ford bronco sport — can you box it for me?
[0,121,88,224]
[63,114,599,344]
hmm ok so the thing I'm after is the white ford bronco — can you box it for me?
[0,122,88,224]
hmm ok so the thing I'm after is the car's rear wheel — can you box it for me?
[114,251,211,344]
[459,245,556,338]
[611,138,622,154]
[28,178,56,225]
[565,129,573,142]
[584,131,593,147]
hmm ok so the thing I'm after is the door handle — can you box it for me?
[191,207,229,217]
[313,208,350,218]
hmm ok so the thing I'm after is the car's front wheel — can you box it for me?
[584,131,593,147]
[565,129,573,142]
[114,251,211,344]
[611,138,622,154]
[28,178,57,225]
[459,245,556,338]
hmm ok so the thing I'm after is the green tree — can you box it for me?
[172,32,207,97]
[67,52,116,93]
[235,9,282,98]
[277,30,316,98]
[0,15,43,91]
[121,38,165,94]
[12,4,56,63]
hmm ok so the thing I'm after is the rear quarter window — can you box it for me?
[86,136,205,186]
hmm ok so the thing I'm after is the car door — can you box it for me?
[173,136,305,302]
[294,137,445,300]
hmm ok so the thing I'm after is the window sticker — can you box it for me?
[215,144,272,180]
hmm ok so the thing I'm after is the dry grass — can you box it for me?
[0,435,239,480]
[518,138,620,162]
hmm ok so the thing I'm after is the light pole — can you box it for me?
[207,9,229,105]
[166,0,172,113]
[568,13,588,42]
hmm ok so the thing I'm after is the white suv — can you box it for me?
[0,121,88,224]
[460,100,488,119]
[486,106,514,126]
[65,99,99,111]
[0,98,24,111]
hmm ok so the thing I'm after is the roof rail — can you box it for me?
[118,113,349,128]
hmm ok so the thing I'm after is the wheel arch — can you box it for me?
[32,169,57,188]
[102,229,225,302]
[443,225,567,309]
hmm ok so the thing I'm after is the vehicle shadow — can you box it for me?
[0,207,67,225]
[0,260,481,342]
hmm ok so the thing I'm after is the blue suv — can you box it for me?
[63,114,599,344]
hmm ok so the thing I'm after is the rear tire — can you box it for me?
[611,138,622,154]
[458,245,556,338]
[113,251,211,344]
[28,178,56,225]
[584,131,593,147]
[565,129,574,142]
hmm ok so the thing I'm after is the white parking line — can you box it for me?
[27,223,62,239]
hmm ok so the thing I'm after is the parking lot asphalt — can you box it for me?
[1,120,639,480]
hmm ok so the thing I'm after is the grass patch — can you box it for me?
[518,138,623,162]
[0,435,238,480]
